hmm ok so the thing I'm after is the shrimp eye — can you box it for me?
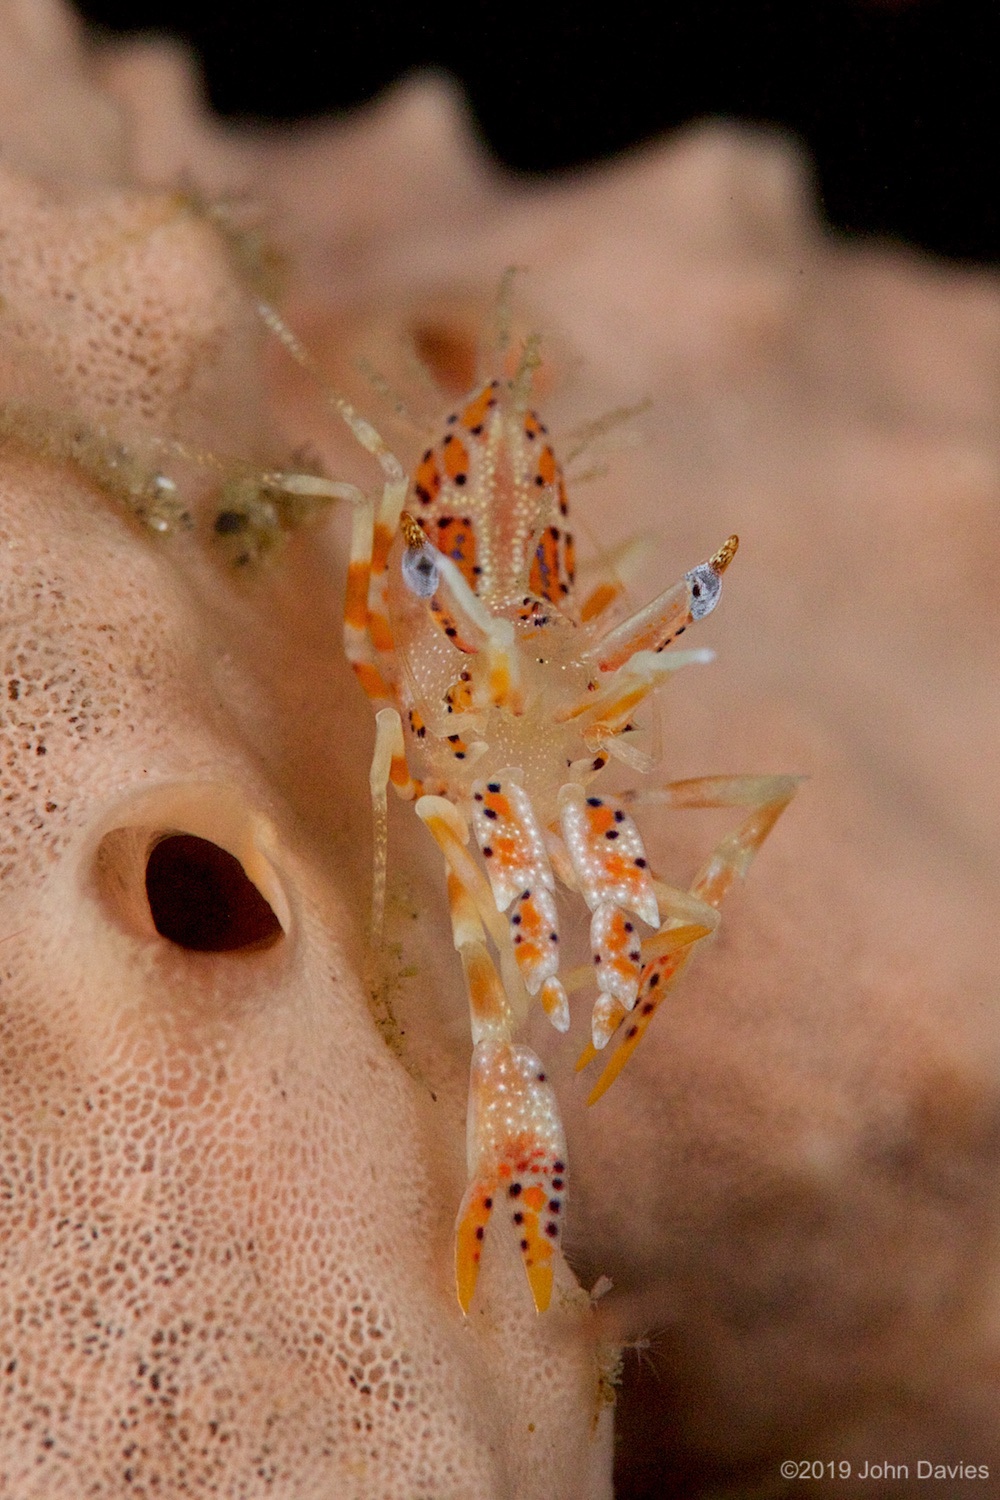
[402,539,441,598]
[684,561,723,620]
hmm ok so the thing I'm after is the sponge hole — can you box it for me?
[145,834,283,953]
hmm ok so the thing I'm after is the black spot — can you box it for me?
[415,485,431,504]
[553,1161,565,1173]
[624,921,633,933]
[676,624,685,635]
[423,448,433,461]
[514,934,523,944]
[605,829,619,839]
[509,1182,522,1197]
[483,807,497,820]
[552,1177,564,1190]
[593,953,602,964]
[475,1226,484,1240]
[444,434,454,445]
[487,782,501,793]
[549,932,558,942]
[470,424,483,436]
[484,1197,493,1209]
[447,734,460,743]
[513,1211,524,1224]
[692,582,701,598]
[454,473,467,486]
[446,414,457,425]
[614,809,625,823]
[592,758,606,771]
[549,524,559,539]
[537,1072,546,1082]
[520,890,530,901]
[455,752,466,759]
[474,792,484,801]
[641,1002,655,1014]
[629,950,641,962]
[214,510,247,535]
[635,858,648,869]
[511,914,522,926]
[548,1199,560,1213]
[445,626,458,638]
[626,1025,639,1039]
[534,475,545,486]
[545,1222,559,1237]
[520,1238,530,1251]
[586,796,602,807]
[648,972,660,988]
[483,847,493,857]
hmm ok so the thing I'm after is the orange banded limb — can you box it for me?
[579,773,799,1101]
[455,1039,568,1314]
[416,795,529,1025]
[259,300,407,703]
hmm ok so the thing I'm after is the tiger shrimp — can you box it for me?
[260,298,798,1316]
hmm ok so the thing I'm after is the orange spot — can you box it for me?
[580,581,620,623]
[586,804,616,838]
[456,1183,495,1314]
[413,450,442,504]
[371,523,394,575]
[442,433,470,482]
[344,561,370,629]
[529,526,566,604]
[537,445,557,487]
[429,515,479,590]
[493,835,518,865]
[518,898,544,936]
[460,384,496,433]
[522,1184,546,1212]
[368,610,394,653]
[524,1256,553,1314]
[352,661,393,701]
[484,792,512,820]
[389,755,410,789]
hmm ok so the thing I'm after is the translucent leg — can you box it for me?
[429,808,569,1314]
[580,773,800,1102]
[455,1039,568,1314]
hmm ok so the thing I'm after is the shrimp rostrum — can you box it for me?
[265,309,797,1315]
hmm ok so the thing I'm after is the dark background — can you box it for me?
[76,0,998,266]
